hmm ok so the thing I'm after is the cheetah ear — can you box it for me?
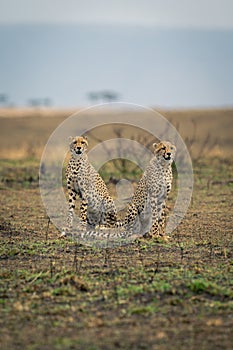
[69,136,74,144]
[153,143,157,149]
[83,135,88,141]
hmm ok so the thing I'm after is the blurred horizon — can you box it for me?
[0,1,233,109]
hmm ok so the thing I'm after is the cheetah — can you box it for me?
[61,136,119,236]
[124,141,176,240]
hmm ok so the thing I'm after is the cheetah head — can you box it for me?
[69,136,88,157]
[153,141,176,163]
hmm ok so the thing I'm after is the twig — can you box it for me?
[45,217,50,241]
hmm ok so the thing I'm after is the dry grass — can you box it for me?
[0,107,232,160]
[0,107,232,349]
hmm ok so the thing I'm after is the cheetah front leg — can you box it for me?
[61,187,77,237]
[157,200,167,237]
[143,194,159,238]
[80,198,88,228]
[148,191,168,240]
[124,203,137,227]
[101,197,118,228]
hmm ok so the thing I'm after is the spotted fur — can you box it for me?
[62,136,118,236]
[124,141,176,240]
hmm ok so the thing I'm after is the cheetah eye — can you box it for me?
[73,140,77,144]
[162,147,166,150]
[81,141,86,145]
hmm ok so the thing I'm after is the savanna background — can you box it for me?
[0,1,233,349]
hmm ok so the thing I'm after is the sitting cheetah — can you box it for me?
[61,136,118,236]
[124,141,176,240]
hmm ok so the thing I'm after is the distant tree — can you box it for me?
[28,98,41,107]
[0,93,8,106]
[87,92,100,103]
[101,91,119,102]
[43,98,52,107]
[28,98,52,107]
[87,90,119,104]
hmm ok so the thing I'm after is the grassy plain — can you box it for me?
[0,108,232,349]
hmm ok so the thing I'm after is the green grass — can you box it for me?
[187,278,233,297]
[0,157,233,349]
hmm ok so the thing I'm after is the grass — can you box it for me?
[0,108,233,349]
[0,107,232,161]
[0,157,232,349]
[0,158,39,189]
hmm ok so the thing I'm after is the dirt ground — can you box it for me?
[0,109,233,349]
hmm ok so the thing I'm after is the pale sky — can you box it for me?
[0,0,233,29]
[0,0,233,108]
